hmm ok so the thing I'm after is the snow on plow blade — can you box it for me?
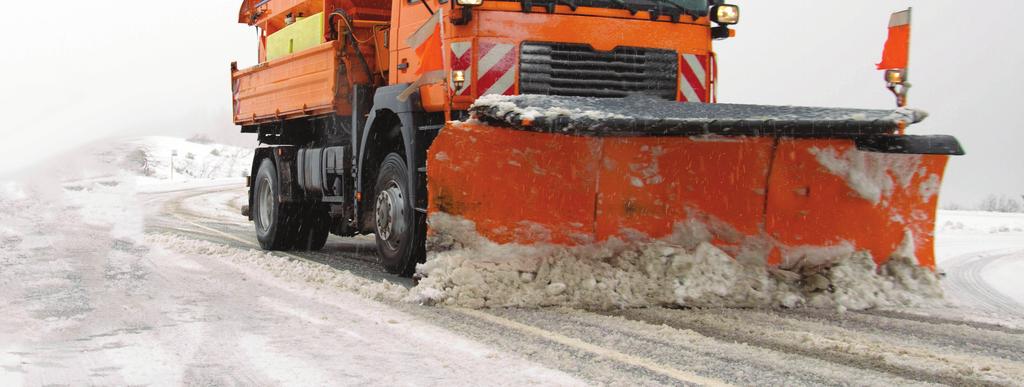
[427,96,964,269]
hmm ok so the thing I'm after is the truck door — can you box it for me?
[391,0,443,86]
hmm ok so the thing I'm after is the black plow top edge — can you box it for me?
[468,95,964,155]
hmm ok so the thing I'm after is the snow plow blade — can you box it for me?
[427,96,964,269]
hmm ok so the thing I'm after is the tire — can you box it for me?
[253,158,296,250]
[373,153,426,276]
[292,204,331,251]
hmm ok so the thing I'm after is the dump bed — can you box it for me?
[232,40,341,126]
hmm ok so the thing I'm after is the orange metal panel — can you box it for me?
[446,10,712,111]
[765,139,948,268]
[233,41,342,125]
[427,123,602,244]
[477,1,710,25]
[428,125,774,246]
[473,8,711,53]
[391,0,436,86]
[389,7,712,110]
[429,125,951,269]
[595,137,774,247]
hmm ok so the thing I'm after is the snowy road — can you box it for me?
[150,184,1024,384]
[944,250,1024,319]
[935,211,1024,322]
[3,176,1024,385]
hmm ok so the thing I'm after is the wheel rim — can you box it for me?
[257,177,273,233]
[375,181,407,251]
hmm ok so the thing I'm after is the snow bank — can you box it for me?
[938,210,1024,236]
[116,136,253,184]
[409,214,943,311]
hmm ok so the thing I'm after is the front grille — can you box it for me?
[519,42,678,100]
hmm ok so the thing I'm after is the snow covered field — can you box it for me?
[936,210,1024,261]
[2,136,1024,385]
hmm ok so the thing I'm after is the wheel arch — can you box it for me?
[357,85,423,231]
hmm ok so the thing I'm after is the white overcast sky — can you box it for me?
[0,1,1021,205]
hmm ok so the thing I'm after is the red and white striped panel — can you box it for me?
[450,41,473,96]
[476,42,517,96]
[679,54,709,103]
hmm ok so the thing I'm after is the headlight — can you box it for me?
[457,0,483,6]
[885,69,906,85]
[452,70,467,89]
[711,4,740,25]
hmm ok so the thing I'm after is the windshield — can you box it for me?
[497,0,710,20]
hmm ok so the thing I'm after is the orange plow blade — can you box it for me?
[427,96,963,269]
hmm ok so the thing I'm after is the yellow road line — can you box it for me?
[452,307,734,387]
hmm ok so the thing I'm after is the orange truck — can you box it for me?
[232,1,963,276]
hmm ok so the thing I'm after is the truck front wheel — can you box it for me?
[253,158,295,250]
[373,153,425,276]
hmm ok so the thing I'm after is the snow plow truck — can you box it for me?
[232,0,963,276]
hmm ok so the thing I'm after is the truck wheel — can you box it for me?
[373,153,425,276]
[253,158,295,250]
[292,204,330,251]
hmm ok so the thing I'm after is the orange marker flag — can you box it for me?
[877,8,911,70]
[407,10,445,75]
[398,10,447,101]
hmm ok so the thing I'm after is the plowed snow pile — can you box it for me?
[410,214,944,311]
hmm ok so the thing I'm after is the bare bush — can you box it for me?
[122,147,154,177]
[978,194,1023,213]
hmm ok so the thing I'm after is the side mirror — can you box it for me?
[452,1,478,25]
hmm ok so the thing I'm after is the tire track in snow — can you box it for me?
[856,309,1024,334]
[944,250,1024,319]
[454,308,733,386]
[786,308,1024,362]
[606,308,1024,386]
[484,308,934,386]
